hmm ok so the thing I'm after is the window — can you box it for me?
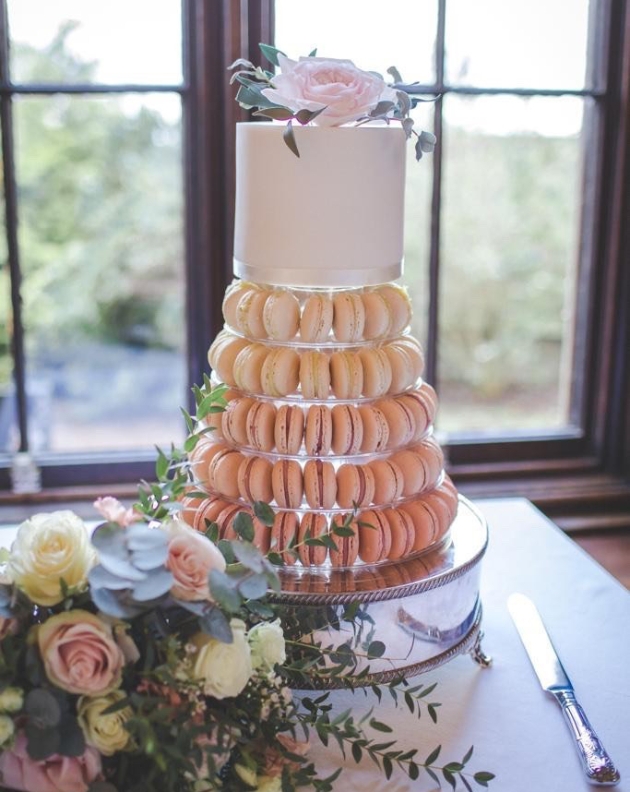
[0,0,628,515]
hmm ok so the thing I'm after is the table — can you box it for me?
[308,497,630,791]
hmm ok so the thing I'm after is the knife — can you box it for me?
[507,593,620,786]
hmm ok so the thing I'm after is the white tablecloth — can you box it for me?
[308,498,630,791]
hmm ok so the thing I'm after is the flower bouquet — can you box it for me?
[0,383,494,792]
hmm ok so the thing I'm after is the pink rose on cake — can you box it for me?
[0,732,101,792]
[261,54,398,126]
[164,518,226,602]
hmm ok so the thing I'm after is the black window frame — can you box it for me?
[0,0,627,521]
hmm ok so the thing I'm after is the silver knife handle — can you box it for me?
[554,690,620,785]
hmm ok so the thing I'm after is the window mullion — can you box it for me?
[0,0,28,455]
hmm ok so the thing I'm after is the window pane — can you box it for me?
[14,94,186,453]
[445,0,591,89]
[438,95,584,434]
[8,0,183,85]
[0,139,18,454]
[274,0,437,84]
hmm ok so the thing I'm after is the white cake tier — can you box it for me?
[233,122,407,287]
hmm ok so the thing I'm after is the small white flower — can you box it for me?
[0,688,23,713]
[248,620,286,671]
[0,714,14,746]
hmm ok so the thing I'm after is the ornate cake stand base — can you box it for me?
[271,497,491,689]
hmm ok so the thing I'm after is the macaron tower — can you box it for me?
[193,122,458,572]
[185,118,489,680]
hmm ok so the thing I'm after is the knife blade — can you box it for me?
[508,593,620,786]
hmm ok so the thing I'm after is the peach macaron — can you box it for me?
[245,400,277,452]
[359,348,393,398]
[368,458,405,505]
[299,351,331,399]
[332,292,365,342]
[377,397,417,448]
[271,511,299,565]
[358,404,390,453]
[357,509,392,563]
[274,404,304,454]
[330,351,363,399]
[260,347,300,397]
[271,459,303,508]
[263,290,300,341]
[303,459,337,509]
[298,513,329,565]
[235,286,269,338]
[378,284,412,334]
[304,405,332,456]
[384,507,415,559]
[336,463,375,508]
[237,455,273,504]
[221,396,255,446]
[361,290,392,340]
[331,404,363,455]
[300,293,333,343]
[329,514,360,567]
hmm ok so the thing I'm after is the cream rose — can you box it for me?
[0,687,23,713]
[191,619,252,699]
[0,714,14,746]
[37,610,125,696]
[8,511,96,606]
[248,620,286,671]
[262,54,398,127]
[165,519,226,602]
[77,690,132,756]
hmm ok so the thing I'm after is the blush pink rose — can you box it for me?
[93,496,138,527]
[0,732,101,792]
[165,519,226,602]
[261,54,398,126]
[0,616,19,640]
[37,610,125,696]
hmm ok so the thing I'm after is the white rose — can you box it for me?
[256,777,283,792]
[0,687,23,713]
[0,714,14,746]
[8,511,96,606]
[248,620,286,671]
[262,54,398,127]
[191,619,252,699]
[77,690,132,756]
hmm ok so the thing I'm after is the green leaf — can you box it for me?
[366,640,386,659]
[462,745,474,765]
[208,569,242,613]
[233,512,255,543]
[425,766,440,785]
[253,106,295,121]
[199,605,233,642]
[253,500,275,526]
[238,572,268,600]
[283,120,300,158]
[259,42,286,67]
[383,756,393,779]
[428,703,441,723]
[473,771,496,786]
[443,768,456,789]
[408,761,419,780]
[369,718,393,733]
[444,762,464,773]
[424,746,441,766]
[387,65,404,83]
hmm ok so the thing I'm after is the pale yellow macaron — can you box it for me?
[263,290,300,341]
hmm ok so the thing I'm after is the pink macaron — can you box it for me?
[359,348,393,398]
[263,290,300,341]
[357,509,392,563]
[235,286,269,338]
[368,459,405,505]
[271,459,303,509]
[336,463,375,509]
[332,291,365,342]
[233,343,270,393]
[271,511,299,565]
[300,293,334,343]
[208,447,244,499]
[330,350,363,399]
[303,458,337,509]
[329,514,360,567]
[358,404,390,452]
[260,347,300,397]
[300,350,331,399]
[245,400,277,452]
[274,405,305,455]
[304,405,332,456]
[237,455,273,504]
[221,397,255,446]
[331,404,363,455]
[361,290,393,340]
[298,512,329,566]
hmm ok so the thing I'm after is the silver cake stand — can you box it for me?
[270,496,492,688]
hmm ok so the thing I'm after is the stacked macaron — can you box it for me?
[222,280,412,343]
[191,279,458,569]
[205,383,437,455]
[208,332,424,399]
